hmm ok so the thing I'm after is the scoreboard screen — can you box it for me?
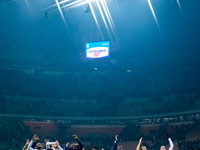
[86,41,110,59]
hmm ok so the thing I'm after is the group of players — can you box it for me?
[23,134,83,150]
[23,134,174,150]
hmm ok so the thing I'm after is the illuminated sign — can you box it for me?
[86,41,110,59]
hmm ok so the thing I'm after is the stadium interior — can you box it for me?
[0,0,200,150]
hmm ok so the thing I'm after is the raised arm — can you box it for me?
[73,135,84,150]
[56,140,63,150]
[136,138,142,150]
[27,134,41,150]
[168,138,174,150]
[165,134,174,150]
[63,142,70,150]
[27,134,38,150]
[22,139,29,150]
[46,141,57,149]
[27,139,34,150]
[113,135,118,150]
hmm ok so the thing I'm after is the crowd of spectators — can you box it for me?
[0,48,200,150]
[0,92,199,117]
[0,64,199,100]
[0,118,200,150]
[0,65,200,117]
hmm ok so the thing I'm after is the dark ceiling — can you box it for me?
[0,0,199,72]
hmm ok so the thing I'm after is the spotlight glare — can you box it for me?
[96,0,112,40]
[147,0,161,33]
[88,1,104,39]
[25,0,31,12]
[101,0,116,38]
[55,0,68,28]
[42,0,115,40]
[176,0,182,10]
[61,0,84,9]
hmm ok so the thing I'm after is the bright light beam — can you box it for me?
[50,0,85,17]
[147,0,161,33]
[67,0,88,9]
[61,0,85,9]
[101,0,115,31]
[176,0,182,10]
[50,0,84,13]
[100,0,116,38]
[47,0,71,10]
[176,0,185,17]
[69,0,99,9]
[59,0,71,5]
[25,0,31,12]
[39,0,71,13]
[88,1,104,40]
[55,0,68,28]
[96,0,112,40]
[176,0,186,23]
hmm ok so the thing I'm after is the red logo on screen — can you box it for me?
[94,52,100,57]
